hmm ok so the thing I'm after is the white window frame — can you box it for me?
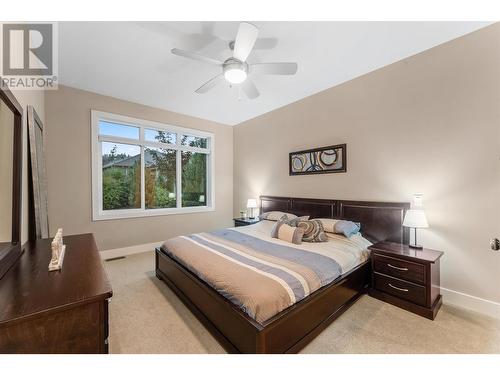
[91,110,215,221]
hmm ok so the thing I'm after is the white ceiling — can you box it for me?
[59,21,490,125]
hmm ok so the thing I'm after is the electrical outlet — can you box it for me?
[490,238,500,251]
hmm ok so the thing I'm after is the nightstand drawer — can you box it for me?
[374,273,427,306]
[373,254,425,284]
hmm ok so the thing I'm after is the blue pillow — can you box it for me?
[335,220,360,238]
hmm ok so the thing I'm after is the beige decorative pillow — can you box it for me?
[277,223,305,244]
[316,218,340,233]
[271,215,304,244]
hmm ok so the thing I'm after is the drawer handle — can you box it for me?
[387,263,408,271]
[388,283,409,292]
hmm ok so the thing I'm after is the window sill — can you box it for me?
[92,206,215,221]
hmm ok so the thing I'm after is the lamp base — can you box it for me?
[247,206,256,220]
[408,227,424,250]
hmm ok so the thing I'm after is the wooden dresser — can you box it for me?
[0,233,112,353]
[368,241,443,320]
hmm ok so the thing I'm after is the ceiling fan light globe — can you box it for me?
[224,68,247,84]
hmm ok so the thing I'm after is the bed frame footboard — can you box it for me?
[155,247,370,354]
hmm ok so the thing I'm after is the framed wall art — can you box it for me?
[289,143,346,175]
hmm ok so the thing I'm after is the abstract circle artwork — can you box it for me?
[289,144,346,175]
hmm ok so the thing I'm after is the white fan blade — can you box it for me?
[195,74,224,94]
[253,37,278,50]
[251,62,298,75]
[233,22,259,62]
[241,79,259,99]
[171,48,223,65]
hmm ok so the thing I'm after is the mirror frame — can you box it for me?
[27,105,49,239]
[0,84,23,279]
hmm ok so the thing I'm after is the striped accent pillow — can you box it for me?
[271,215,305,244]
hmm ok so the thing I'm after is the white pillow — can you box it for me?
[316,218,340,233]
[259,211,298,221]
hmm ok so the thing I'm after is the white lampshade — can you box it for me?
[247,199,258,209]
[403,209,429,228]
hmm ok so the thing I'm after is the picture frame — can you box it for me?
[289,143,347,176]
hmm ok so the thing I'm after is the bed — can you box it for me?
[155,196,409,353]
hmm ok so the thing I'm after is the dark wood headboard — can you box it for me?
[260,196,410,244]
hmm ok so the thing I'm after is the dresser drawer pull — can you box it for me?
[387,263,408,271]
[388,283,409,292]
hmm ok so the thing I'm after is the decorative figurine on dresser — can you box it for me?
[48,228,66,271]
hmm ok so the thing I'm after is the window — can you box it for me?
[91,111,214,220]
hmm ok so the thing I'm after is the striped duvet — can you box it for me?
[161,221,371,324]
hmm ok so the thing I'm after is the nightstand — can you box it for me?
[368,241,444,320]
[233,218,260,227]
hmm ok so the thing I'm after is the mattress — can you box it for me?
[161,220,371,324]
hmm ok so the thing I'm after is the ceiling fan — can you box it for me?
[171,22,298,99]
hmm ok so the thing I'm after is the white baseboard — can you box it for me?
[441,287,500,320]
[100,241,161,260]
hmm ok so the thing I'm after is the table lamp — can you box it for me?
[247,199,258,219]
[403,194,429,249]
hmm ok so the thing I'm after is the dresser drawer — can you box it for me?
[374,273,427,306]
[373,254,425,284]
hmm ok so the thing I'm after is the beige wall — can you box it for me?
[45,85,233,250]
[234,24,500,304]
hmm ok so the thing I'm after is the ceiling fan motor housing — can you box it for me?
[223,58,248,74]
[223,58,248,84]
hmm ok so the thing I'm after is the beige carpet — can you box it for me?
[103,251,500,354]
